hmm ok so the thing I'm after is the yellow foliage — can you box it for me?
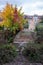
[0,3,26,30]
[2,3,14,20]
[1,3,14,27]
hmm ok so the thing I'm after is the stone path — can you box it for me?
[3,30,42,65]
[13,30,35,48]
[3,52,42,65]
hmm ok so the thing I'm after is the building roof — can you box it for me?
[24,15,43,20]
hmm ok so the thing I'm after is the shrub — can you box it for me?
[0,26,4,30]
[23,21,28,28]
[35,22,43,43]
[22,43,43,63]
[38,47,43,63]
[22,47,40,62]
[0,44,17,64]
[4,30,14,43]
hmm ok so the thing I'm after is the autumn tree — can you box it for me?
[1,3,26,32]
[13,5,26,30]
[2,3,14,28]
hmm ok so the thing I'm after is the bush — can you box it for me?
[38,47,43,63]
[0,26,4,30]
[22,43,43,63]
[4,27,20,43]
[23,21,28,28]
[35,22,43,43]
[22,47,40,62]
[0,44,17,64]
[4,30,14,43]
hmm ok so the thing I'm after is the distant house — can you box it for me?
[24,15,43,31]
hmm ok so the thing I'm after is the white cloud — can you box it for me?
[18,1,43,15]
[0,0,43,15]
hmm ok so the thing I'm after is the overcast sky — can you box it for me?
[0,0,43,15]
